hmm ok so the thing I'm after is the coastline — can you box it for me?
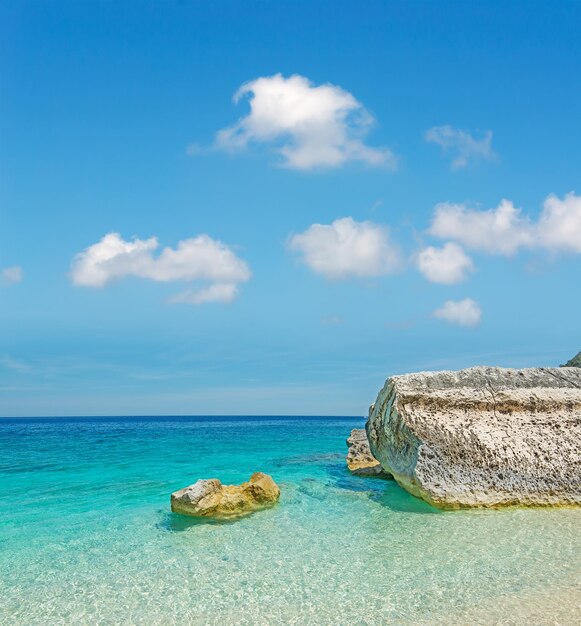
[1,415,580,624]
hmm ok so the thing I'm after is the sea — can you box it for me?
[0,416,579,625]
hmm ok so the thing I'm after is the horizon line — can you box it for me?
[0,413,365,420]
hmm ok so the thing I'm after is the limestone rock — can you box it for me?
[366,366,581,508]
[346,428,391,477]
[171,472,280,519]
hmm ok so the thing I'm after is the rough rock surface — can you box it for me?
[366,366,581,508]
[346,429,391,477]
[171,472,280,519]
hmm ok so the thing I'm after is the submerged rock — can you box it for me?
[171,472,280,519]
[346,428,391,477]
[366,366,581,509]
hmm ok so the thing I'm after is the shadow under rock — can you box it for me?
[157,511,257,532]
[273,452,344,467]
[369,480,442,514]
[328,464,391,494]
[326,463,441,515]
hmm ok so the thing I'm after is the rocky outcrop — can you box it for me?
[346,428,391,477]
[562,351,581,368]
[171,472,280,519]
[366,366,581,508]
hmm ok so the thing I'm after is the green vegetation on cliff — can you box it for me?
[561,352,581,368]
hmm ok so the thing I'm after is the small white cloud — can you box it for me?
[321,315,343,326]
[169,283,239,306]
[433,298,482,327]
[429,192,581,256]
[185,142,206,156]
[288,217,401,279]
[429,199,534,255]
[71,233,250,287]
[214,73,396,170]
[416,242,474,284]
[425,125,496,169]
[1,265,23,285]
[537,192,581,253]
[384,318,415,331]
[0,355,29,371]
[70,233,250,304]
[71,234,158,287]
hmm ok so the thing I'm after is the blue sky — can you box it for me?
[1,1,580,417]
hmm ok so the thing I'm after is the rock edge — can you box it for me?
[346,428,391,477]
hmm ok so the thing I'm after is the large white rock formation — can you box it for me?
[366,366,581,508]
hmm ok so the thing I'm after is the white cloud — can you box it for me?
[416,242,474,284]
[429,193,581,256]
[429,199,535,255]
[537,192,581,253]
[169,283,239,306]
[288,217,401,279]
[214,74,396,170]
[321,315,343,326]
[425,125,496,169]
[71,234,158,287]
[0,355,29,371]
[1,265,23,285]
[70,233,250,304]
[433,298,482,327]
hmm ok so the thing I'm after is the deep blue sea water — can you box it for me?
[0,416,579,625]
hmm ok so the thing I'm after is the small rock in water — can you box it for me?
[170,472,280,520]
[346,428,391,478]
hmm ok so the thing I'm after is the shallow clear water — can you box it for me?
[0,416,579,625]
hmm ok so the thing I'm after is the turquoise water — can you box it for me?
[1,416,579,625]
